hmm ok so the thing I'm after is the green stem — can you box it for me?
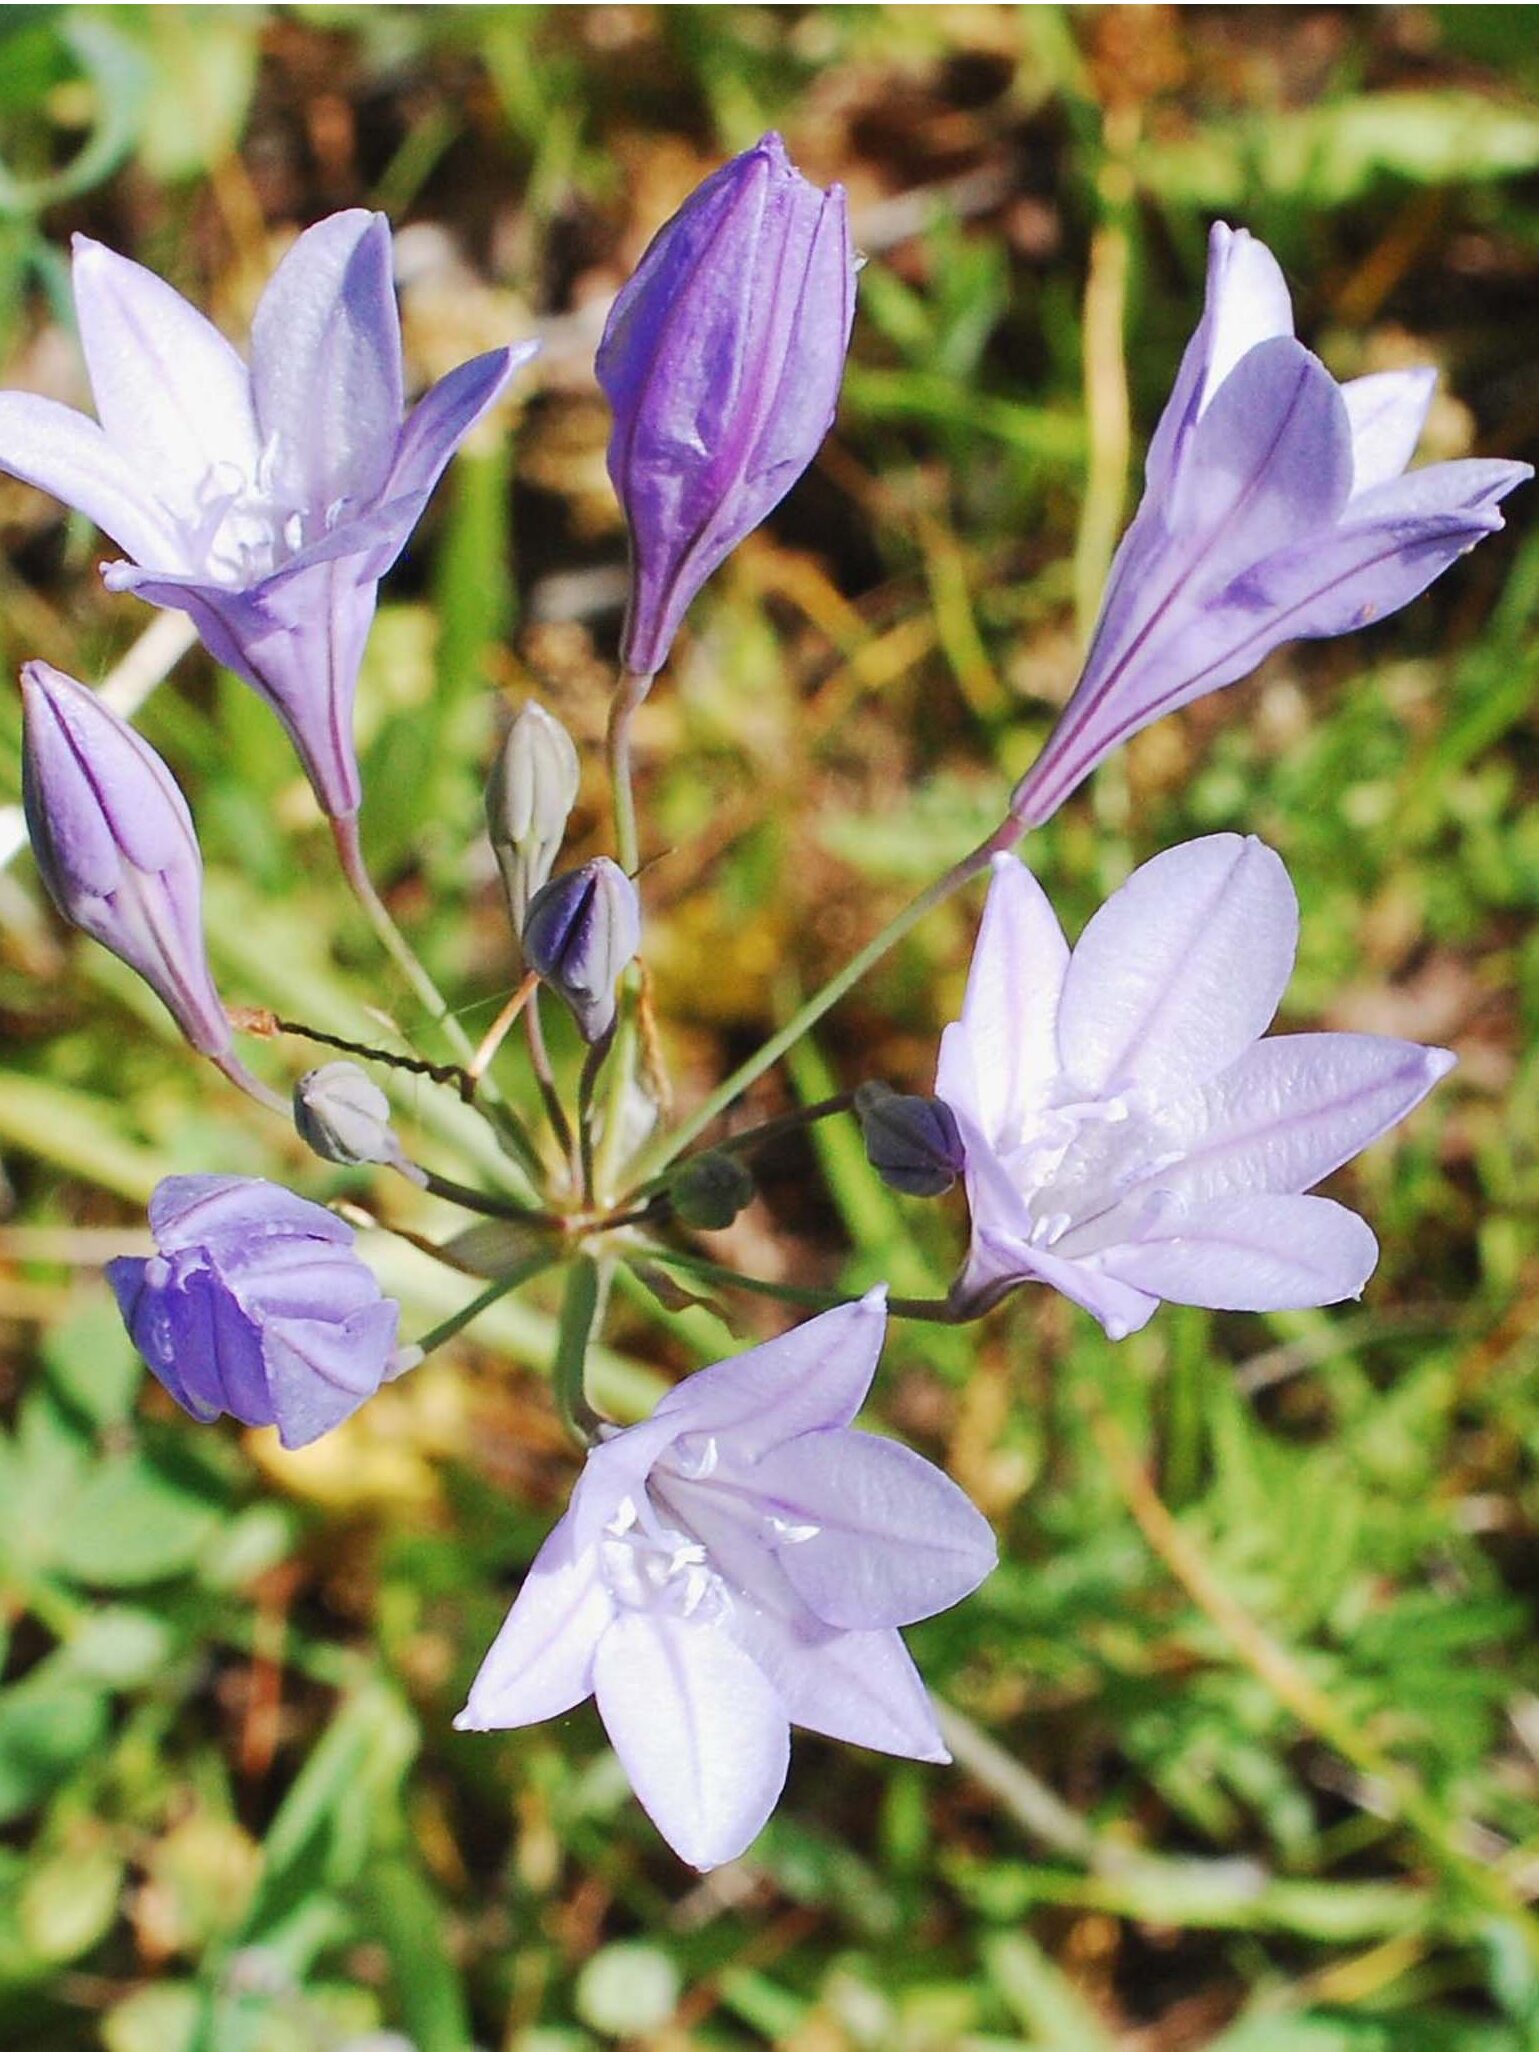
[411,1251,559,1356]
[553,1255,606,1445]
[418,1167,550,1225]
[646,1244,959,1323]
[638,1092,856,1195]
[331,814,546,1185]
[630,816,1025,1186]
[606,666,652,879]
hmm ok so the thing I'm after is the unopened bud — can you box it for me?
[522,858,641,1044]
[855,1081,964,1198]
[294,1062,423,1183]
[670,1150,754,1231]
[486,700,582,932]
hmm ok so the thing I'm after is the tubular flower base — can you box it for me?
[458,1293,997,1869]
[0,213,537,822]
[597,131,856,678]
[108,1176,403,1450]
[21,661,232,1058]
[936,836,1455,1339]
[1009,223,1531,826]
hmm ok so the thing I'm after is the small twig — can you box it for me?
[464,971,540,1099]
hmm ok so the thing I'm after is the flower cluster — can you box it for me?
[8,140,1527,1869]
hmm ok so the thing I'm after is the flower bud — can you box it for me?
[597,132,856,677]
[522,858,640,1043]
[20,660,231,1057]
[855,1081,965,1198]
[669,1150,755,1231]
[485,700,581,933]
[294,1061,423,1183]
[107,1175,403,1449]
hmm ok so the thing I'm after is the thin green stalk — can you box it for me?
[606,666,652,879]
[630,816,1025,1186]
[418,1167,550,1224]
[553,1255,606,1445]
[638,1092,856,1196]
[412,1251,559,1356]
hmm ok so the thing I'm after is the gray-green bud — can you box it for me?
[294,1062,424,1184]
[854,1080,964,1198]
[486,700,582,933]
[669,1150,755,1230]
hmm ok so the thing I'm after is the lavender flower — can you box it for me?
[0,213,537,825]
[1010,224,1532,825]
[936,836,1454,1340]
[597,132,856,679]
[108,1176,402,1450]
[21,660,231,1060]
[521,858,641,1043]
[458,1293,995,1870]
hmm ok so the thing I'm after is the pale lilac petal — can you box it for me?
[146,1173,351,1253]
[457,1518,613,1730]
[651,1292,888,1457]
[0,391,183,565]
[962,1224,1159,1340]
[1144,222,1294,499]
[742,1619,946,1762]
[250,211,402,508]
[1148,1034,1456,1205]
[1342,368,1435,493]
[568,1413,688,1554]
[752,1429,996,1629]
[1058,836,1297,1100]
[935,854,1068,1146]
[385,344,535,508]
[1098,1193,1379,1310]
[593,1613,790,1869]
[71,236,258,512]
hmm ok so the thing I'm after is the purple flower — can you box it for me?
[521,857,641,1043]
[936,836,1454,1340]
[457,1293,996,1870]
[597,132,856,679]
[108,1176,402,1450]
[21,660,231,1059]
[0,214,537,824]
[1010,225,1532,826]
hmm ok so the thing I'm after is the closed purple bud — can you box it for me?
[486,699,582,932]
[20,660,231,1057]
[107,1175,402,1449]
[597,132,857,678]
[521,858,641,1044]
[855,1081,965,1198]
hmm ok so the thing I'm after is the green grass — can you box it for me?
[2,6,1539,2048]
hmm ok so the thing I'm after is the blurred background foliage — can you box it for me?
[1,5,1539,2048]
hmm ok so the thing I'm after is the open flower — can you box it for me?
[108,1176,403,1450]
[936,837,1454,1340]
[1009,224,1531,825]
[0,213,536,826]
[597,132,856,680]
[457,1293,996,1870]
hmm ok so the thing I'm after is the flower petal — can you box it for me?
[1148,1033,1455,1205]
[593,1611,790,1869]
[250,211,403,508]
[742,1618,947,1762]
[384,344,535,515]
[1144,222,1295,501]
[752,1428,996,1629]
[1098,1193,1379,1310]
[1342,368,1435,494]
[650,1292,889,1457]
[457,1516,612,1730]
[957,1221,1160,1341]
[935,853,1068,1148]
[264,1299,398,1449]
[0,391,183,566]
[71,235,258,515]
[1058,836,1298,1100]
